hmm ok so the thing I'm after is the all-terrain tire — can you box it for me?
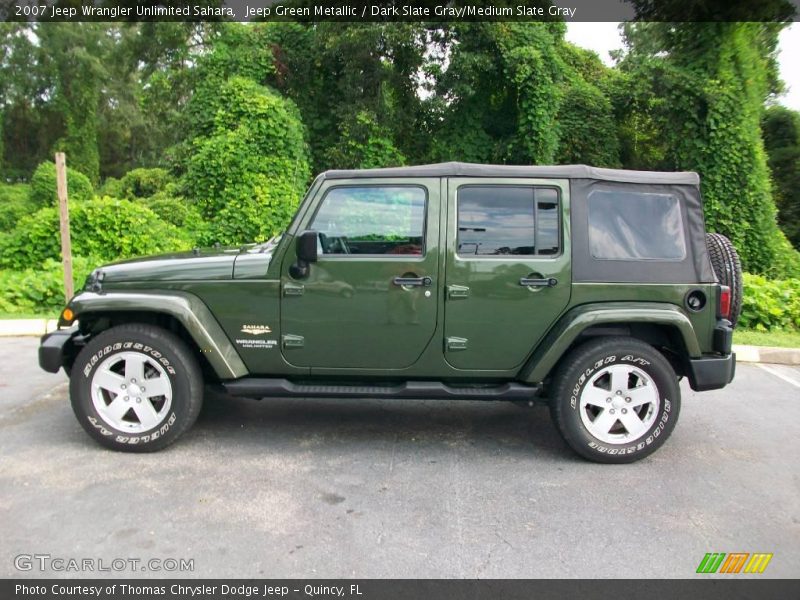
[706,232,743,327]
[69,324,203,452]
[549,337,681,464]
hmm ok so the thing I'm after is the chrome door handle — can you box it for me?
[520,277,558,288]
[393,276,432,287]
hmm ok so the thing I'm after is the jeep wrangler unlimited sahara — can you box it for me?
[39,163,739,463]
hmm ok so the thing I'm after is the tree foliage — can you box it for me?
[29,161,93,208]
[426,23,620,167]
[182,75,310,245]
[0,19,797,279]
[762,106,800,249]
[0,197,190,269]
[616,22,798,275]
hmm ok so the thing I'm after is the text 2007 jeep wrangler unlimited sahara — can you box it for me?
[39,163,740,463]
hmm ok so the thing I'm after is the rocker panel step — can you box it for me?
[221,378,541,401]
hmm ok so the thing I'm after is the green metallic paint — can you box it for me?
[567,283,718,353]
[100,249,239,282]
[69,290,248,379]
[518,301,702,383]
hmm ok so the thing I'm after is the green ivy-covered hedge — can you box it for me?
[0,197,191,269]
[0,183,33,232]
[739,273,800,331]
[0,257,99,314]
[29,161,94,208]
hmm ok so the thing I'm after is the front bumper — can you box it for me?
[687,353,736,392]
[38,327,79,374]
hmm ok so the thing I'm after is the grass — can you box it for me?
[734,329,800,349]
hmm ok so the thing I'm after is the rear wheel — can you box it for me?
[69,324,203,452]
[706,232,743,327]
[549,337,681,464]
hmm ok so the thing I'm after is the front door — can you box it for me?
[281,178,440,369]
[444,178,571,370]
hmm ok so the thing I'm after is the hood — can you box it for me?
[97,247,243,283]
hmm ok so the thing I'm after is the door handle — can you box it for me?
[393,276,432,287]
[519,277,558,288]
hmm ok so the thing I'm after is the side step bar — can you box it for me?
[221,378,541,402]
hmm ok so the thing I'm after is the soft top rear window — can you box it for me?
[588,190,686,261]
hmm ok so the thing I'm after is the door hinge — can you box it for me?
[282,334,305,349]
[283,282,305,297]
[447,285,470,299]
[446,336,468,351]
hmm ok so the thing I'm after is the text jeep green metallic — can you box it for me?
[39,163,739,463]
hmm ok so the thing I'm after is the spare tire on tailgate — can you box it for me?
[705,233,743,327]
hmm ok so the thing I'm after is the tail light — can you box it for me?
[718,285,731,320]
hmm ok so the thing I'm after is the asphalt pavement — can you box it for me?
[1,336,798,579]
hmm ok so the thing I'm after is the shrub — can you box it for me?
[0,197,192,269]
[739,273,800,331]
[141,195,205,236]
[0,257,99,315]
[29,161,94,208]
[767,232,800,280]
[183,76,310,245]
[98,176,123,198]
[118,168,173,199]
[0,183,33,232]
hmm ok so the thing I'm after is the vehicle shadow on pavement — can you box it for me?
[192,389,571,460]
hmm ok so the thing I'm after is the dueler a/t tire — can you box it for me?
[69,324,203,452]
[705,232,743,327]
[549,337,681,464]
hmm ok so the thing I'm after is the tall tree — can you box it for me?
[38,23,106,184]
[763,106,800,249]
[617,21,797,275]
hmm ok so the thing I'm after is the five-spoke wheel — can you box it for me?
[550,337,680,463]
[91,352,174,434]
[70,324,203,452]
[578,364,660,445]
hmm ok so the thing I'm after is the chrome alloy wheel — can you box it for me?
[90,351,173,433]
[579,364,660,444]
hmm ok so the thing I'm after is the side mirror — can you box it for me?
[290,230,318,279]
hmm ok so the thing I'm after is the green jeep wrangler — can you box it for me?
[39,162,740,463]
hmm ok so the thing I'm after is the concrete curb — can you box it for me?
[733,344,800,366]
[0,319,58,337]
[0,320,798,365]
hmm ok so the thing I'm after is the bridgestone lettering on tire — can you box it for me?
[70,324,203,452]
[705,232,743,328]
[549,337,681,464]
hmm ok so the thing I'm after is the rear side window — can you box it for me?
[457,186,560,257]
[588,190,686,260]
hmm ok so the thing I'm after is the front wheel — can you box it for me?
[549,337,681,464]
[69,324,203,452]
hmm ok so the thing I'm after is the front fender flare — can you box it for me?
[519,302,701,383]
[68,291,248,380]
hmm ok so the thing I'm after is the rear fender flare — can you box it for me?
[519,302,701,383]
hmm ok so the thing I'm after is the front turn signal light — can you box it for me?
[61,308,74,324]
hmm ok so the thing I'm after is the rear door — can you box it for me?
[444,178,571,370]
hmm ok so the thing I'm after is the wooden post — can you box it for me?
[55,152,74,302]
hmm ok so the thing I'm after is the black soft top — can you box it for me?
[323,161,700,186]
